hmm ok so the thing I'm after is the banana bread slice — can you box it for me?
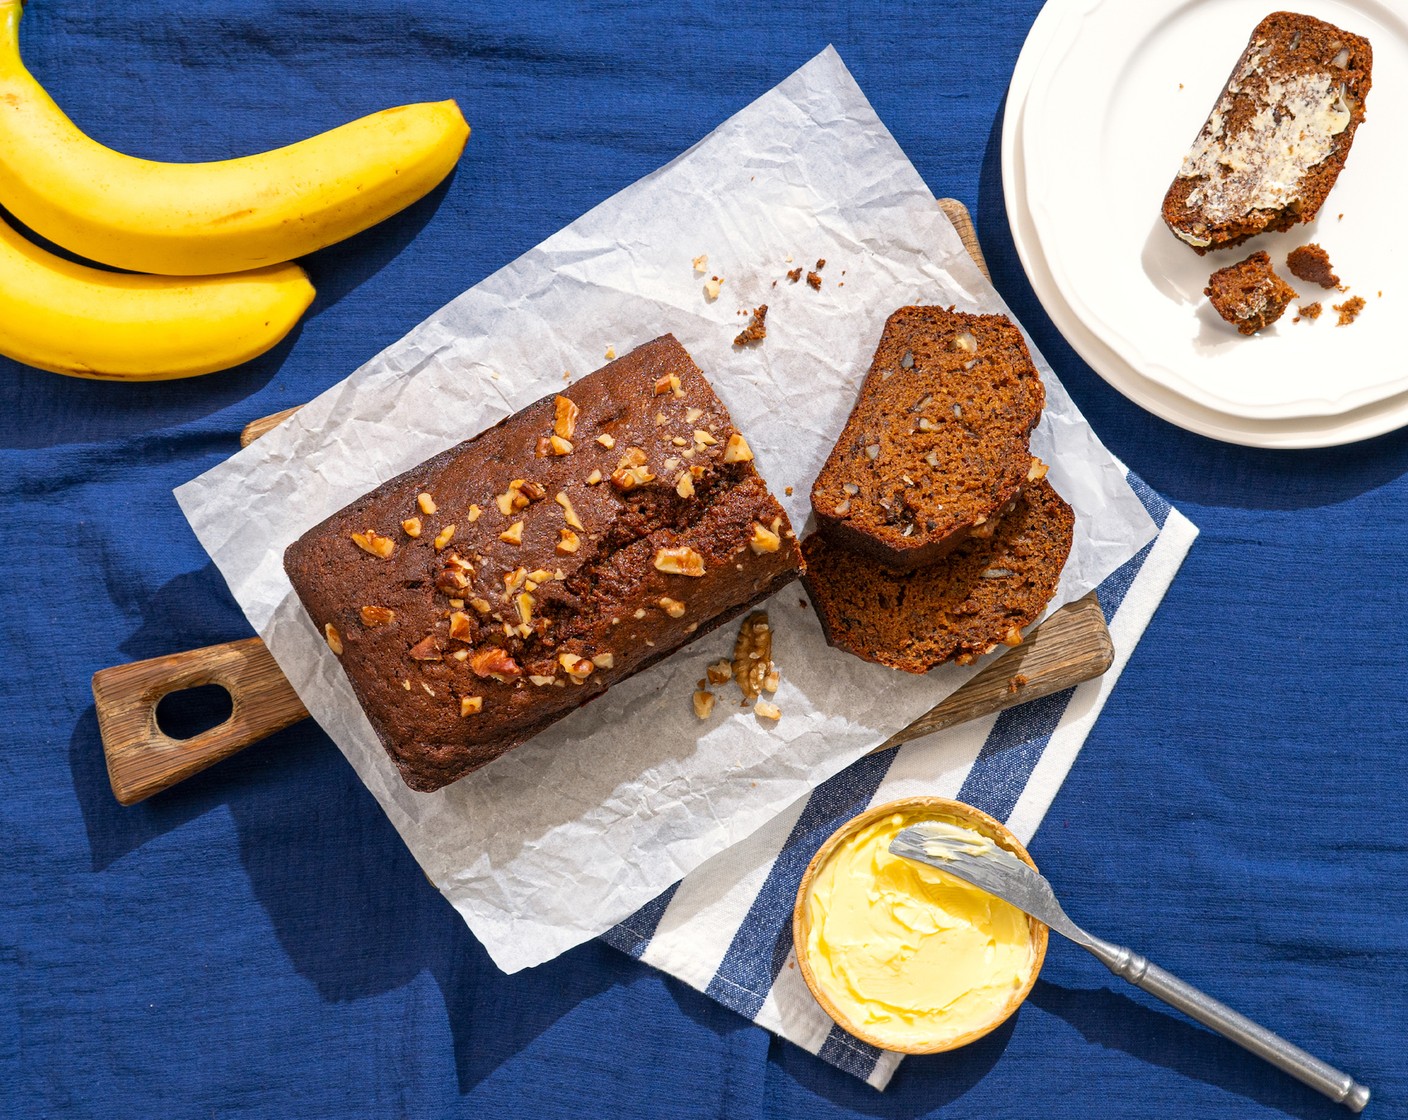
[811,306,1045,573]
[1162,12,1372,254]
[285,335,803,792]
[801,477,1073,673]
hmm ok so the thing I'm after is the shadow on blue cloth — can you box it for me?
[972,103,1408,514]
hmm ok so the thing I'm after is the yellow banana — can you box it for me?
[0,0,469,276]
[0,209,314,380]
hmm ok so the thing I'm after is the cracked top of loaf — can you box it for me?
[285,335,803,792]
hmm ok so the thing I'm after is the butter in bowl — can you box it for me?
[792,796,1048,1054]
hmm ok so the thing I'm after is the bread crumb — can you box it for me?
[806,271,822,290]
[1007,673,1029,694]
[1298,302,1322,322]
[784,486,793,496]
[786,267,802,283]
[604,346,616,360]
[733,305,768,347]
[1333,295,1366,326]
[1286,244,1339,289]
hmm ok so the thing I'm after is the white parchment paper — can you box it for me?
[176,47,1156,973]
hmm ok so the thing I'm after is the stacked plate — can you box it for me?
[1004,0,1408,447]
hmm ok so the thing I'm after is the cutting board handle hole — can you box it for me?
[155,684,234,742]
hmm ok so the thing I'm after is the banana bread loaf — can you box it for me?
[1162,12,1372,254]
[811,305,1045,573]
[801,476,1073,673]
[285,335,803,792]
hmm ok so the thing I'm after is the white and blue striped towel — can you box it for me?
[603,473,1197,1089]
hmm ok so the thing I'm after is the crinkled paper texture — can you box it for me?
[176,47,1157,973]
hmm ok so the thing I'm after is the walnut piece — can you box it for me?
[722,433,754,464]
[460,696,484,717]
[499,521,524,546]
[732,611,773,701]
[596,432,616,449]
[556,491,584,530]
[693,689,716,719]
[417,492,437,515]
[754,699,782,721]
[748,522,781,554]
[360,605,395,628]
[549,435,574,456]
[658,596,687,618]
[467,504,482,523]
[654,546,706,577]
[557,528,581,554]
[558,652,594,682]
[401,518,422,539]
[409,635,442,661]
[324,623,343,655]
[470,646,522,682]
[449,611,473,641]
[706,659,732,685]
[433,524,456,551]
[591,652,615,669]
[351,530,395,558]
[676,472,695,499]
[553,395,579,441]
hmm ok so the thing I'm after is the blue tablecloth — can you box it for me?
[4,1,1403,1116]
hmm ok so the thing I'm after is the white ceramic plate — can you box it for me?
[1021,0,1408,422]
[1004,0,1408,447]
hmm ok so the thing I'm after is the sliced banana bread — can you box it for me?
[801,477,1073,673]
[810,306,1045,573]
[1162,12,1372,254]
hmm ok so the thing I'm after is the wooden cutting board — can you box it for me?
[92,198,1113,805]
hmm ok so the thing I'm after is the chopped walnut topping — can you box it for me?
[555,528,581,555]
[555,491,584,530]
[515,592,534,626]
[409,635,442,661]
[591,652,615,670]
[361,605,395,628]
[654,373,682,396]
[466,504,481,523]
[351,530,395,558]
[684,407,704,423]
[549,435,574,456]
[323,623,343,655]
[431,524,455,551]
[534,436,552,457]
[723,433,754,463]
[529,674,556,687]
[559,652,594,681]
[585,469,603,485]
[732,612,773,701]
[611,465,656,491]
[401,518,422,539]
[498,521,524,546]
[596,432,616,449]
[675,472,696,499]
[693,689,716,719]
[693,429,718,447]
[553,396,579,441]
[460,696,483,717]
[749,522,781,554]
[504,567,527,593]
[1027,458,1049,483]
[449,611,473,641]
[470,646,522,681]
[469,597,492,614]
[452,649,469,661]
[654,546,706,577]
[417,492,437,515]
[754,699,782,721]
[658,596,687,618]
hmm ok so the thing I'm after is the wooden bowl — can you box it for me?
[792,796,1049,1054]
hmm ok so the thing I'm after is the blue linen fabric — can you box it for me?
[2,1,1404,1118]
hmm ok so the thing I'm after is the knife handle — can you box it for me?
[1090,940,1369,1111]
[92,638,309,805]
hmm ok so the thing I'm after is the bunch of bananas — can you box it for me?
[0,0,469,380]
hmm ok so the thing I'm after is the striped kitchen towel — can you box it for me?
[602,471,1197,1089]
